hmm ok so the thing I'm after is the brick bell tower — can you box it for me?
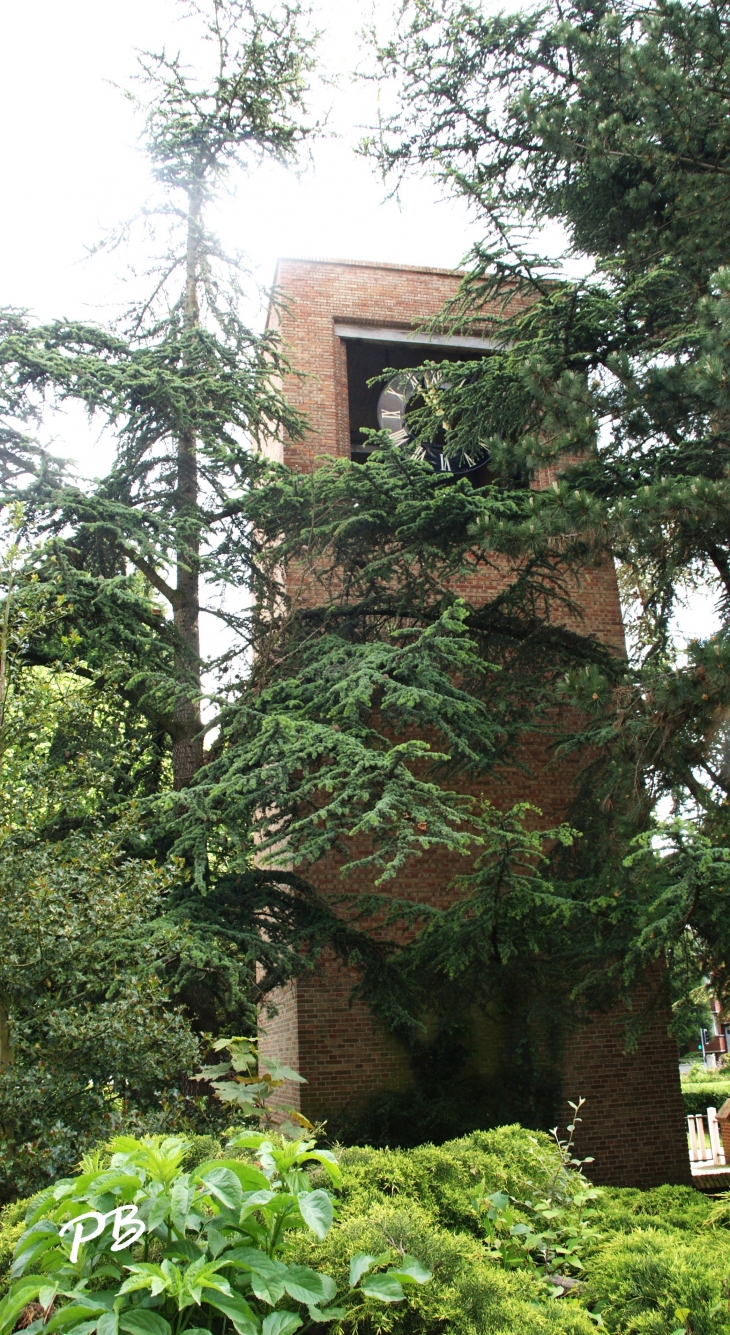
[259,257,691,1189]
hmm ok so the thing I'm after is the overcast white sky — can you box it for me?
[0,0,486,482]
[0,1,478,326]
[0,0,488,663]
[0,0,716,651]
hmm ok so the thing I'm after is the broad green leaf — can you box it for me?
[119,1311,172,1335]
[283,1170,310,1195]
[143,1193,171,1232]
[198,1274,234,1301]
[0,1279,43,1335]
[196,1167,243,1211]
[38,1286,58,1310]
[250,1272,285,1307]
[389,1257,431,1285]
[349,1254,376,1289]
[260,1056,306,1085]
[282,1266,330,1304]
[84,1170,143,1197]
[195,1161,270,1194]
[176,1255,232,1304]
[239,1190,277,1220]
[109,1138,143,1157]
[25,1191,55,1226]
[222,1250,287,1280]
[64,1293,116,1313]
[211,1082,257,1106]
[15,1221,58,1258]
[299,1151,342,1190]
[220,1249,286,1306]
[11,1232,60,1278]
[205,1293,259,1335]
[170,1177,195,1233]
[226,1132,267,1151]
[96,1314,118,1335]
[307,1308,346,1324]
[45,1305,106,1333]
[360,1274,405,1303]
[318,1274,337,1304]
[163,1240,203,1264]
[262,1312,302,1335]
[53,1178,91,1201]
[65,1323,100,1335]
[297,1190,333,1240]
[118,1266,169,1299]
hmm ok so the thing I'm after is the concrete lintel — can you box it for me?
[333,322,497,352]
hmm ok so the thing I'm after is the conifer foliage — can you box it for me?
[0,1,355,1039]
[354,0,730,1014]
[0,0,316,789]
[7,0,730,1148]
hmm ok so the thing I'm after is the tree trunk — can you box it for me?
[0,1004,11,1069]
[172,184,205,790]
[173,426,204,788]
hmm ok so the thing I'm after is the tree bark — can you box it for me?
[172,183,205,790]
[0,1004,11,1069]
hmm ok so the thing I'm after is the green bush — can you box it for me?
[0,1131,432,1335]
[0,1198,27,1297]
[583,1227,730,1334]
[682,1085,730,1117]
[681,1065,730,1084]
[321,1133,725,1335]
[592,1184,713,1235]
[4,1122,726,1335]
[334,1125,570,1236]
[304,1199,595,1335]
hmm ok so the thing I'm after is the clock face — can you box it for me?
[376,372,418,447]
[376,370,486,478]
[344,337,489,480]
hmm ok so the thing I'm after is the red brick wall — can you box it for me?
[260,980,302,1113]
[258,258,690,1187]
[562,979,692,1188]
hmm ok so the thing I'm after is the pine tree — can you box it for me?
[9,0,730,1092]
[0,0,366,1043]
[0,0,318,789]
[355,0,730,1013]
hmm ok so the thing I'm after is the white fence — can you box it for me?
[688,1106,726,1168]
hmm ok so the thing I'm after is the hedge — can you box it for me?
[682,1083,730,1116]
[2,1123,729,1335]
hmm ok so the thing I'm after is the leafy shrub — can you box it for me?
[681,1085,730,1117]
[0,1199,27,1297]
[190,1040,309,1135]
[468,1099,603,1283]
[592,1185,713,1236]
[681,1066,730,1085]
[583,1228,730,1334]
[0,1131,430,1335]
[680,1065,730,1117]
[304,1199,595,1335]
[0,828,204,1203]
[335,1125,575,1236]
[6,1120,725,1335]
